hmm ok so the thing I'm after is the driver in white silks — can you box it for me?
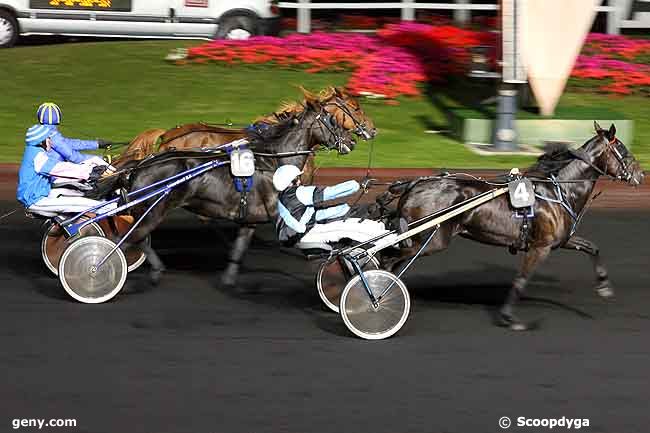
[273,165,399,247]
[16,124,117,215]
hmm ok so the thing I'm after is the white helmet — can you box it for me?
[273,165,303,191]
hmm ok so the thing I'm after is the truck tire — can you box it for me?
[216,15,257,40]
[0,10,18,48]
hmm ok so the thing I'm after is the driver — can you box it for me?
[273,164,400,247]
[17,124,117,215]
[35,102,112,166]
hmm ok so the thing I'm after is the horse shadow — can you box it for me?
[149,219,281,274]
[404,262,594,320]
[3,250,71,301]
[215,265,353,338]
[209,257,595,338]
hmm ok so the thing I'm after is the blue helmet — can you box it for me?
[36,102,62,125]
[26,124,57,147]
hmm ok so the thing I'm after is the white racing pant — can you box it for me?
[300,218,399,246]
[28,188,117,215]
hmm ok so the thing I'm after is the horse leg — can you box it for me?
[220,225,256,287]
[498,245,552,331]
[120,237,165,286]
[119,203,168,285]
[141,241,166,285]
[383,226,452,274]
[562,236,614,298]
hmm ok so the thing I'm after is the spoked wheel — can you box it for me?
[316,248,380,313]
[58,236,127,304]
[41,218,104,276]
[339,269,410,340]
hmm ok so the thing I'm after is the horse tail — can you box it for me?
[86,172,127,200]
[387,179,413,196]
[376,178,425,210]
[112,128,166,167]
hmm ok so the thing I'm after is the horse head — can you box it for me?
[301,86,377,140]
[301,93,357,155]
[592,121,644,186]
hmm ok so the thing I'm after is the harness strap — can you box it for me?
[535,175,582,238]
[568,148,610,178]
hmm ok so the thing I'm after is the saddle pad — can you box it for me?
[508,178,536,208]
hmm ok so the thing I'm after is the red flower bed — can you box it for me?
[569,34,650,94]
[183,23,491,99]
[178,23,650,99]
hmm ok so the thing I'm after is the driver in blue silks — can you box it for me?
[35,102,112,165]
[273,164,398,247]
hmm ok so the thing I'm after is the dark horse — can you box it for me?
[386,122,644,330]
[97,98,356,286]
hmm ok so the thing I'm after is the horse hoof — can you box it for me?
[495,310,516,328]
[220,274,237,289]
[510,322,528,331]
[149,269,164,286]
[596,283,615,298]
[495,310,536,331]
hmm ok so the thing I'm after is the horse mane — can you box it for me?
[253,85,346,125]
[247,112,300,145]
[254,101,304,125]
[525,142,576,176]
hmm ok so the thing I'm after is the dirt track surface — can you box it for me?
[1,204,649,433]
[1,165,649,208]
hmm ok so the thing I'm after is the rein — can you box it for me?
[0,207,21,223]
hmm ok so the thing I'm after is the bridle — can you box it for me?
[324,96,374,140]
[311,106,352,154]
[607,137,633,182]
[566,135,633,183]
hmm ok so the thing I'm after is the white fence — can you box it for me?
[277,0,627,35]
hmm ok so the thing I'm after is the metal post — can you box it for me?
[454,0,470,25]
[607,0,621,35]
[297,0,311,33]
[401,0,415,21]
[493,84,519,151]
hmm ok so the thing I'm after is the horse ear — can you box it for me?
[593,120,603,133]
[303,95,318,110]
[299,85,317,102]
[608,123,617,140]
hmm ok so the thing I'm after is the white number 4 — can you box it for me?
[514,182,530,202]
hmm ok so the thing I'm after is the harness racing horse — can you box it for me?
[386,122,644,330]
[100,99,357,287]
[110,87,376,183]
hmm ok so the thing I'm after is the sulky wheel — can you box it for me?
[41,219,104,276]
[316,248,380,313]
[339,269,410,340]
[58,236,127,304]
